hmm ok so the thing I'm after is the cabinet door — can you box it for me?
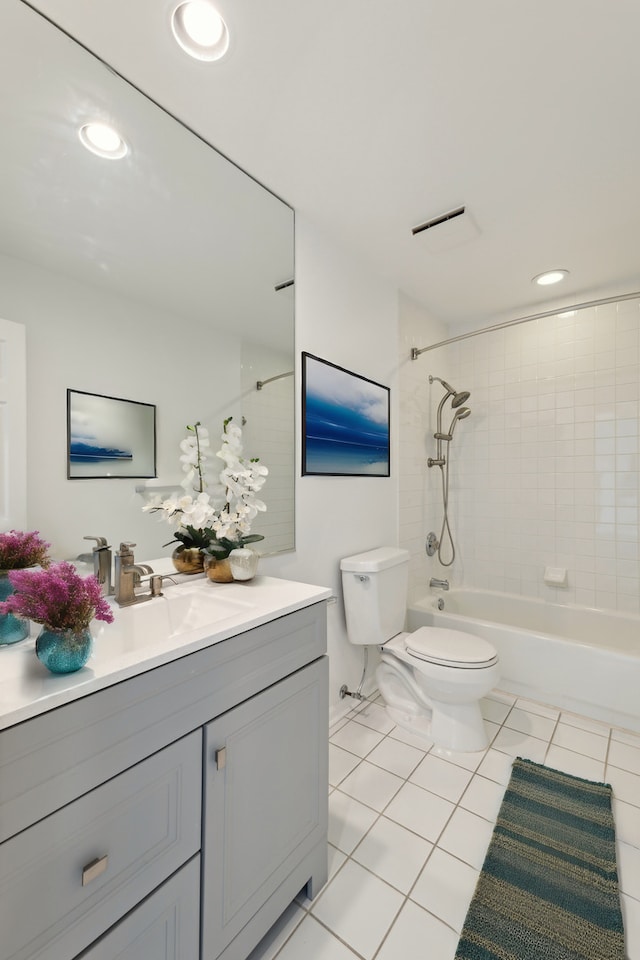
[79,857,200,960]
[202,657,328,960]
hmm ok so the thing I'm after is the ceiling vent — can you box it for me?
[412,205,480,253]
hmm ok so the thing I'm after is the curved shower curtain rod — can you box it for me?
[410,290,640,359]
[256,370,294,390]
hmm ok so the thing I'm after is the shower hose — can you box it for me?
[437,447,456,567]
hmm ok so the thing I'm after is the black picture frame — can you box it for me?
[302,352,390,477]
[67,389,157,479]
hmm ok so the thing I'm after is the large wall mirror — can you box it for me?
[1,0,295,562]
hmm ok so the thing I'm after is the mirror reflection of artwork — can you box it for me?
[67,390,156,479]
[302,353,390,477]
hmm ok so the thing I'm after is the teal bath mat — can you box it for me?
[455,757,625,960]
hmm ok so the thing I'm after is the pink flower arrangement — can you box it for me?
[0,530,50,570]
[0,562,114,633]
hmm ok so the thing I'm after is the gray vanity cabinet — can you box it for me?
[202,657,328,960]
[0,599,328,960]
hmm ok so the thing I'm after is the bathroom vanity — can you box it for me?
[0,576,330,960]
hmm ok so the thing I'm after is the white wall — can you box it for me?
[263,217,400,722]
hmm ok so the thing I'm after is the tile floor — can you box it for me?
[249,690,640,960]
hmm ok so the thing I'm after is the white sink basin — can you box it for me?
[163,583,255,636]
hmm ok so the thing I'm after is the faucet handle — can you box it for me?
[117,541,136,556]
[84,536,109,549]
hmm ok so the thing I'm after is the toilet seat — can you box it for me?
[404,626,498,670]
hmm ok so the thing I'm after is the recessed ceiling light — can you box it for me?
[79,122,127,159]
[171,1,229,61]
[532,269,569,287]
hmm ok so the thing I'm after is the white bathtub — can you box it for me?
[408,590,640,733]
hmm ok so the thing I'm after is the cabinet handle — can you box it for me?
[216,747,226,770]
[82,854,109,886]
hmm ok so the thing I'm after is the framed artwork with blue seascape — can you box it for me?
[67,389,156,479]
[302,353,390,477]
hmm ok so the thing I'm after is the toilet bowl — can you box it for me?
[376,628,499,752]
[340,546,500,753]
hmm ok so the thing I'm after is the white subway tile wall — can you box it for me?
[400,297,640,613]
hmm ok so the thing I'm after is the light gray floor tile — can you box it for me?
[367,736,425,779]
[505,706,556,741]
[275,915,361,960]
[411,847,479,933]
[247,901,306,960]
[410,753,474,803]
[328,744,361,787]
[476,748,515,785]
[438,807,494,870]
[606,765,640,807]
[328,789,379,854]
[352,815,433,893]
[545,744,606,782]
[551,722,608,761]
[480,697,511,724]
[375,900,459,960]
[608,738,640,776]
[460,774,506,823]
[330,720,385,758]
[612,799,640,850]
[337,760,404,812]
[514,698,560,721]
[388,724,435,751]
[311,860,403,960]
[621,892,640,960]
[617,840,640,901]
[384,781,455,843]
[491,726,548,762]
[349,701,395,734]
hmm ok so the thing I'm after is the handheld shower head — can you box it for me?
[447,406,471,438]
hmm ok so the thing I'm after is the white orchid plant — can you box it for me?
[143,418,268,557]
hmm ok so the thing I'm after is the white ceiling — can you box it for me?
[26,0,640,325]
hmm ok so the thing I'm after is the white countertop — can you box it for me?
[0,574,331,731]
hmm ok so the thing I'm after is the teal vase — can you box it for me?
[35,627,93,674]
[0,572,30,645]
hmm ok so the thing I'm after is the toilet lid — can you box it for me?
[406,626,498,667]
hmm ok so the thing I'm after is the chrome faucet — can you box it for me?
[84,536,113,596]
[114,542,154,607]
[429,577,450,591]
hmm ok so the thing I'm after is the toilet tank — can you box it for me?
[340,547,409,645]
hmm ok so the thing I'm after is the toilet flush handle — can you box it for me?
[355,574,369,582]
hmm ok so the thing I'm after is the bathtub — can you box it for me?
[407,590,640,733]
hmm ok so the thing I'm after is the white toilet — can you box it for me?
[340,546,499,753]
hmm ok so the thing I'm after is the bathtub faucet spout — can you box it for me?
[429,577,450,591]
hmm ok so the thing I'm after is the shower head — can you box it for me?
[451,390,471,408]
[429,376,470,408]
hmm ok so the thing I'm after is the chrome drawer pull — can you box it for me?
[82,854,109,886]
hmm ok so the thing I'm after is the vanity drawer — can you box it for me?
[79,856,200,960]
[0,730,202,960]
